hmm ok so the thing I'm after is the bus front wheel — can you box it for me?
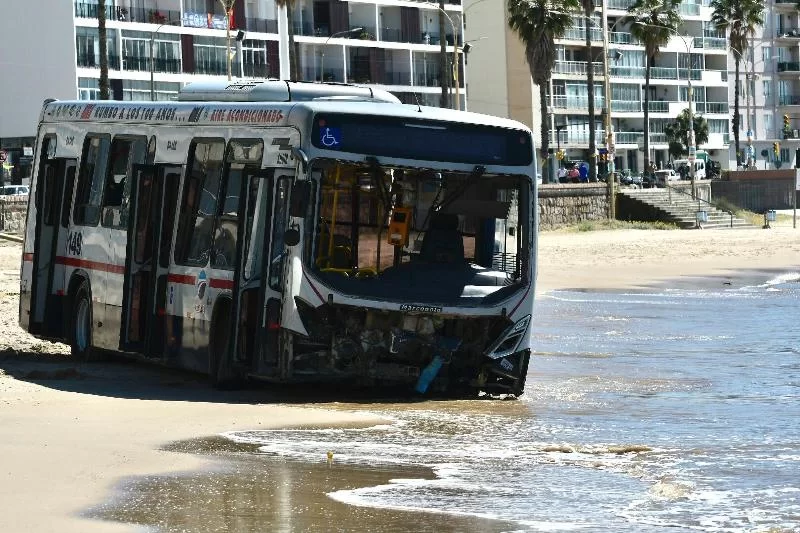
[70,280,99,362]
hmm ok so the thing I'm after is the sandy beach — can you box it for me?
[1,222,799,532]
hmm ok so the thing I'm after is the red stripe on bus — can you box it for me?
[302,270,326,304]
[56,256,126,274]
[167,273,195,285]
[23,253,34,262]
[209,278,234,290]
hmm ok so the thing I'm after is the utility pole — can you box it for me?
[439,0,449,108]
[219,0,237,81]
[601,0,615,219]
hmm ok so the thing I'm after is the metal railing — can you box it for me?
[663,181,735,228]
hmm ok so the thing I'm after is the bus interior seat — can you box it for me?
[420,213,464,263]
[318,232,352,269]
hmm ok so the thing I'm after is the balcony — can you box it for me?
[552,95,605,109]
[679,3,701,16]
[607,0,637,10]
[648,100,669,113]
[122,55,180,74]
[610,32,638,45]
[76,51,120,70]
[615,131,644,144]
[778,62,800,72]
[553,130,606,146]
[698,101,729,113]
[553,60,604,76]
[777,29,800,39]
[609,65,645,78]
[75,2,183,24]
[611,100,641,112]
[242,17,279,34]
[677,68,703,81]
[561,27,603,42]
[779,95,800,106]
[694,37,727,50]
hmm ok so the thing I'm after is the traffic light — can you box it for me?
[784,114,791,130]
[556,150,565,160]
[773,142,780,157]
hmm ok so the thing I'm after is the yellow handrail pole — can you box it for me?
[328,164,341,259]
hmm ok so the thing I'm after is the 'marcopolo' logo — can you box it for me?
[399,304,442,313]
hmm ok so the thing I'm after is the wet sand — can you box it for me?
[1,223,799,532]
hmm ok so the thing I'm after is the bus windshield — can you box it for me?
[303,159,530,306]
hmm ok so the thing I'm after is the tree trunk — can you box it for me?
[643,55,652,173]
[98,0,109,100]
[539,82,550,163]
[439,1,449,108]
[733,58,741,166]
[585,11,596,182]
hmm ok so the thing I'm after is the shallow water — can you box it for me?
[96,272,800,532]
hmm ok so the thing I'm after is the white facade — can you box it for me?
[0,0,469,183]
[0,1,77,138]
[466,0,735,176]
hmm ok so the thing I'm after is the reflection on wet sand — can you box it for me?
[89,437,516,533]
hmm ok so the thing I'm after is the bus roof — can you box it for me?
[176,79,402,104]
[39,91,531,136]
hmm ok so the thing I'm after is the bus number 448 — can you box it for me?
[67,231,83,256]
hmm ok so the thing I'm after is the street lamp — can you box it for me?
[319,27,363,82]
[424,4,461,110]
[150,20,182,101]
[632,21,697,199]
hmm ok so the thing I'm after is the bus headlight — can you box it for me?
[484,315,530,360]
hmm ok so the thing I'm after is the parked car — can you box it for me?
[0,184,29,198]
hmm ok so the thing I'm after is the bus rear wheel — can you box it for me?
[70,280,99,362]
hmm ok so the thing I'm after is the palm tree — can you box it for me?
[581,0,598,181]
[507,0,580,168]
[275,0,300,80]
[628,0,681,174]
[711,0,764,166]
[98,0,109,99]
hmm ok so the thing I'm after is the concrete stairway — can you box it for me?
[619,188,755,229]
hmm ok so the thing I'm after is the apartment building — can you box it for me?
[0,0,468,184]
[746,0,800,169]
[465,0,733,175]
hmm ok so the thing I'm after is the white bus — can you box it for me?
[19,80,537,397]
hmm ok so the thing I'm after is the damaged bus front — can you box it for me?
[278,107,537,397]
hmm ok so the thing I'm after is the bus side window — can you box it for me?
[175,139,225,266]
[101,136,147,228]
[74,135,111,226]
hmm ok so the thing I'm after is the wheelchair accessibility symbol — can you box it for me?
[320,127,341,148]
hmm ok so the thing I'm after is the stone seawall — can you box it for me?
[0,200,27,234]
[538,183,609,230]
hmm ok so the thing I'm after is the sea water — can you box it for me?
[224,272,800,532]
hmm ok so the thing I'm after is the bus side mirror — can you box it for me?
[289,181,310,218]
[284,227,300,247]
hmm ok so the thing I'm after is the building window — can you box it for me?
[780,148,789,162]
[708,119,728,134]
[123,80,180,101]
[763,46,771,62]
[78,78,100,100]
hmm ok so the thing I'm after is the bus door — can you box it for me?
[121,164,180,357]
[228,170,293,378]
[28,153,76,338]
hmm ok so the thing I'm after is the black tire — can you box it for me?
[209,300,242,389]
[70,280,99,362]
